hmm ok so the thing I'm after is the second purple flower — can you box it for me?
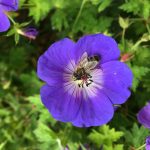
[0,0,18,32]
[137,101,150,129]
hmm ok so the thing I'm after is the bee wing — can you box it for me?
[79,52,88,67]
[85,61,98,71]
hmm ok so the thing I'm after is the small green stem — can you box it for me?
[5,12,16,25]
[122,28,126,51]
[72,0,87,31]
[135,144,146,150]
[129,18,145,21]
[131,39,143,51]
[22,4,36,7]
[146,23,150,34]
[21,3,36,9]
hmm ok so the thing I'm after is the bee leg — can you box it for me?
[86,83,91,87]
[81,81,84,88]
[86,79,93,87]
[87,74,92,78]
[78,83,84,88]
[86,83,89,87]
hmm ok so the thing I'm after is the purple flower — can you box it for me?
[0,0,18,32]
[17,28,38,40]
[37,34,133,127]
[137,102,150,129]
[146,136,150,150]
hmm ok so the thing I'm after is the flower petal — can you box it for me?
[0,0,18,11]
[146,136,150,150]
[72,92,114,127]
[101,61,133,104]
[40,84,82,122]
[20,27,38,40]
[137,102,150,129]
[0,9,10,32]
[37,38,76,85]
[75,34,120,64]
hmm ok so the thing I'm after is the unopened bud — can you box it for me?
[120,53,134,62]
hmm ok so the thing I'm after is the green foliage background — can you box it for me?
[0,0,150,149]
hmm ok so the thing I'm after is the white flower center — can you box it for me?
[63,52,103,98]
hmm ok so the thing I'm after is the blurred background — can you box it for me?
[0,0,150,149]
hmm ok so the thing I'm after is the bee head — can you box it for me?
[93,55,100,61]
[88,55,100,62]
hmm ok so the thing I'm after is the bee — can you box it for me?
[87,55,100,62]
[73,67,89,80]
[73,52,100,87]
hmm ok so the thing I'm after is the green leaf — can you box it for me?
[19,0,26,7]
[88,125,124,148]
[34,123,63,150]
[6,29,15,37]
[104,144,124,150]
[122,123,150,147]
[142,1,150,19]
[120,0,150,19]
[51,10,68,31]
[67,143,80,150]
[27,95,43,109]
[14,33,20,44]
[8,47,28,71]
[90,0,100,5]
[120,0,140,15]
[98,0,112,12]
[113,144,124,150]
[0,141,7,150]
[29,0,53,23]
[131,66,150,92]
[20,71,43,95]
[34,123,56,142]
[75,8,113,34]
[19,21,31,27]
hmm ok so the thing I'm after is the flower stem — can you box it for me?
[22,4,36,7]
[72,0,87,31]
[129,18,145,21]
[135,144,146,150]
[146,23,150,34]
[21,3,36,9]
[131,39,143,51]
[122,28,126,51]
[5,12,16,25]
